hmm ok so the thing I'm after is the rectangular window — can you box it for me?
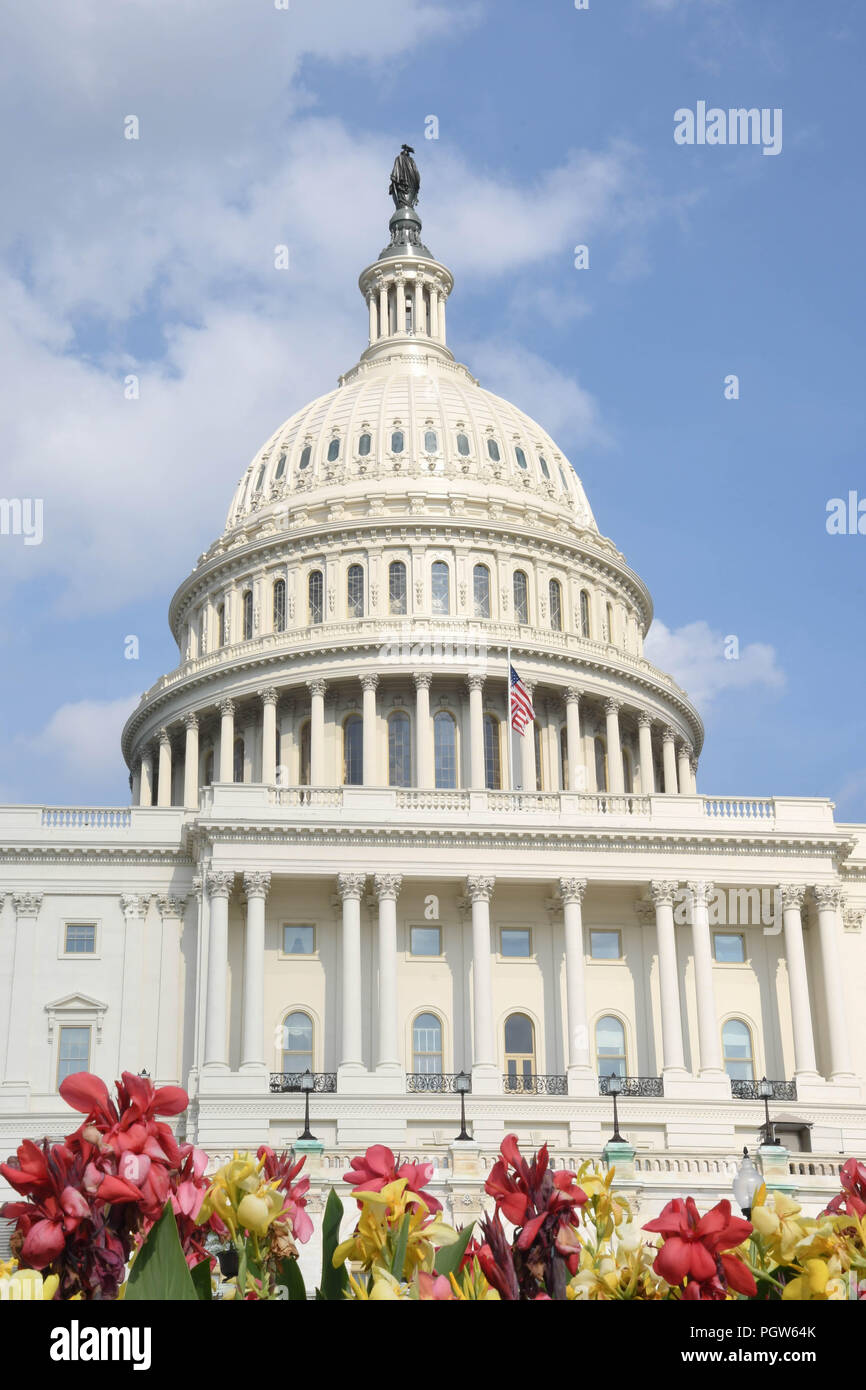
[57,1026,90,1087]
[589,929,622,960]
[409,926,441,956]
[714,932,746,963]
[64,923,96,954]
[283,924,315,955]
[500,928,531,957]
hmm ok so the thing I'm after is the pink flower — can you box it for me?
[343,1144,442,1214]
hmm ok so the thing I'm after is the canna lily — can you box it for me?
[750,1191,808,1264]
[343,1144,442,1213]
[782,1257,847,1301]
[334,1178,458,1278]
[644,1197,756,1299]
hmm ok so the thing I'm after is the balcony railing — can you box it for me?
[731,1078,797,1102]
[503,1073,568,1095]
[269,1072,337,1094]
[598,1075,664,1098]
[406,1073,466,1093]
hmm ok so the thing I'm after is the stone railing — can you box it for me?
[703,797,775,822]
[41,807,133,830]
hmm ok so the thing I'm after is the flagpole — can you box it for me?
[506,644,513,792]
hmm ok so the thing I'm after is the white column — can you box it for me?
[260,688,277,785]
[604,699,624,794]
[157,730,173,806]
[560,879,592,1087]
[565,687,582,791]
[218,699,235,782]
[374,874,401,1072]
[337,873,365,1071]
[780,885,818,1077]
[467,875,497,1090]
[139,747,154,806]
[308,679,326,786]
[814,886,853,1080]
[395,278,406,333]
[687,881,724,1075]
[413,278,424,336]
[690,756,698,795]
[155,896,187,1084]
[367,291,376,344]
[438,291,447,343]
[414,672,432,787]
[467,676,485,789]
[204,871,233,1068]
[361,674,379,785]
[520,683,536,791]
[649,882,686,1073]
[678,743,692,795]
[131,762,141,805]
[4,894,42,1087]
[240,871,270,1072]
[183,715,199,808]
[378,280,387,339]
[119,893,148,1074]
[661,727,678,794]
[637,713,655,794]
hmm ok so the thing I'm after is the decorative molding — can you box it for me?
[120,893,149,919]
[337,872,366,901]
[157,895,189,919]
[813,884,844,911]
[558,877,587,906]
[242,870,272,900]
[649,881,678,908]
[373,873,402,901]
[780,884,807,911]
[206,871,234,899]
[466,874,495,904]
[12,892,43,918]
[45,992,108,1043]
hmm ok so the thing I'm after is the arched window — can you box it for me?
[456,432,470,456]
[343,715,363,786]
[217,602,226,648]
[606,602,615,644]
[434,711,457,789]
[347,564,364,618]
[275,728,282,784]
[483,713,501,790]
[299,721,311,786]
[388,712,411,788]
[473,563,490,619]
[424,429,438,452]
[299,444,312,470]
[487,438,501,462]
[274,450,287,480]
[254,464,265,492]
[549,578,563,631]
[327,438,340,463]
[534,723,543,791]
[413,1013,443,1074]
[596,1016,627,1079]
[203,749,214,786]
[281,1011,313,1075]
[539,455,550,480]
[272,579,286,633]
[308,570,323,625]
[594,736,608,792]
[513,570,529,624]
[242,590,253,641]
[579,590,591,638]
[559,727,568,790]
[722,1020,754,1081]
[358,432,371,456]
[389,560,407,615]
[391,430,404,454]
[559,466,569,491]
[623,748,634,795]
[233,737,245,784]
[515,446,528,470]
[504,1013,535,1090]
[431,561,450,615]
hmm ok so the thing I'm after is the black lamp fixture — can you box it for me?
[297,1068,317,1142]
[732,1147,762,1220]
[757,1076,781,1147]
[454,1070,472,1142]
[606,1072,626,1144]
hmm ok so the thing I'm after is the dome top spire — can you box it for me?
[380,143,433,261]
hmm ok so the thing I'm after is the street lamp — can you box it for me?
[454,1070,471,1142]
[297,1069,317,1142]
[732,1147,762,1220]
[606,1072,626,1144]
[757,1076,781,1146]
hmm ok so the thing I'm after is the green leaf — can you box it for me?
[190,1258,213,1301]
[125,1203,199,1302]
[317,1187,348,1301]
[390,1212,411,1280]
[274,1256,307,1301]
[433,1220,475,1278]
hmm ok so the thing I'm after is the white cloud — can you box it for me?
[464,342,608,454]
[645,620,785,708]
[23,695,140,787]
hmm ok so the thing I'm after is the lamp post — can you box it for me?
[298,1069,317,1142]
[606,1072,625,1144]
[732,1147,761,1220]
[454,1070,471,1142]
[758,1076,781,1146]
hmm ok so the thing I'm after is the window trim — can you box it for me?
[594,1012,629,1079]
[498,925,534,961]
[407,924,443,959]
[56,1023,92,1090]
[721,1016,756,1081]
[411,1010,445,1073]
[713,930,748,965]
[279,922,318,960]
[60,920,100,960]
[279,1008,315,1074]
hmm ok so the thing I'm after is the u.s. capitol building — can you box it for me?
[2,153,864,1233]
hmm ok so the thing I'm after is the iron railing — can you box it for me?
[598,1075,663,1098]
[269,1072,337,1094]
[731,1078,796,1102]
[503,1073,567,1095]
[406,1073,466,1093]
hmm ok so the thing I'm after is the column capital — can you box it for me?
[559,877,587,906]
[183,712,199,731]
[780,884,807,911]
[690,756,698,775]
[564,686,582,706]
[373,873,402,902]
[360,673,380,693]
[636,711,653,729]
[604,698,622,716]
[814,884,844,911]
[218,698,235,718]
[413,671,432,691]
[259,688,278,707]
[242,871,272,901]
[206,871,234,900]
[662,725,677,744]
[157,726,171,747]
[120,892,149,920]
[650,880,679,907]
[157,895,189,920]
[679,741,694,759]
[337,872,366,901]
[686,880,715,907]
[466,874,495,904]
[12,892,43,919]
[307,678,327,698]
[466,674,485,693]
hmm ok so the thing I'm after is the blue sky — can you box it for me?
[0,0,863,816]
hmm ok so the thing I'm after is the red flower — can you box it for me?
[823,1158,866,1220]
[343,1144,442,1213]
[481,1134,586,1299]
[643,1197,756,1299]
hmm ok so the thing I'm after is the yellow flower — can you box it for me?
[750,1192,807,1263]
[333,1179,458,1279]
[197,1151,285,1240]
[782,1257,846,1301]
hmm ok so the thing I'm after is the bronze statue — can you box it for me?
[389,144,420,209]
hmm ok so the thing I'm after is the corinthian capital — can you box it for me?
[636,711,653,729]
[413,671,432,691]
[183,712,200,732]
[558,878,587,906]
[661,726,677,744]
[564,686,582,706]
[157,895,189,920]
[814,884,844,912]
[604,698,621,717]
[649,881,678,908]
[780,884,806,911]
[307,678,327,698]
[686,880,715,908]
[259,688,278,708]
[206,871,234,900]
[374,873,402,902]
[243,871,272,900]
[120,893,148,919]
[337,872,366,901]
[218,698,235,718]
[360,673,380,693]
[466,874,494,904]
[13,892,43,918]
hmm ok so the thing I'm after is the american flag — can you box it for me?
[509,664,535,734]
